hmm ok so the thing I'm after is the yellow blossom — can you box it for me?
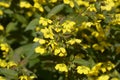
[34,2,44,12]
[54,47,67,57]
[47,40,58,50]
[35,46,45,54]
[92,43,105,53]
[33,37,40,42]
[39,39,46,44]
[88,62,103,76]
[0,43,9,53]
[82,44,90,49]
[97,75,110,80]
[55,63,68,72]
[35,26,40,32]
[33,37,46,44]
[7,61,17,69]
[0,25,4,30]
[49,0,57,3]
[89,4,97,12]
[2,52,8,58]
[0,76,6,80]
[0,2,10,8]
[101,67,106,73]
[76,0,89,7]
[41,27,54,39]
[63,0,74,8]
[62,20,75,33]
[101,0,115,11]
[19,75,28,80]
[67,38,82,45]
[77,66,90,74]
[39,17,52,26]
[112,14,120,25]
[0,59,7,68]
[81,22,93,29]
[20,1,32,8]
[0,10,3,16]
[92,31,99,37]
[106,61,115,71]
[26,11,32,17]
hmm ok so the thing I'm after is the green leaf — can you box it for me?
[4,9,14,14]
[0,68,18,79]
[6,22,17,33]
[25,18,39,31]
[10,43,37,64]
[47,4,65,18]
[28,58,40,68]
[73,58,89,66]
[14,14,27,24]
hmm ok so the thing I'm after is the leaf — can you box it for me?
[4,9,14,14]
[0,68,18,79]
[47,4,65,18]
[73,58,89,66]
[10,43,37,64]
[28,58,40,68]
[6,22,17,33]
[14,14,27,24]
[25,18,39,31]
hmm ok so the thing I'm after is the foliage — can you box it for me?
[0,0,120,80]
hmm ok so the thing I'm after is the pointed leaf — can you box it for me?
[25,18,39,31]
[47,4,65,18]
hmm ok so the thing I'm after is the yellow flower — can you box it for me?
[100,67,106,73]
[82,44,90,49]
[47,40,58,50]
[39,17,52,26]
[35,26,40,32]
[39,39,46,44]
[33,37,40,42]
[77,66,90,74]
[0,25,4,30]
[89,62,103,76]
[35,46,45,54]
[80,22,93,29]
[89,4,97,12]
[34,2,44,12]
[19,75,28,80]
[0,2,10,8]
[0,10,3,16]
[62,20,75,33]
[63,0,74,8]
[106,61,115,71]
[67,38,82,45]
[41,27,54,39]
[7,61,17,69]
[97,75,110,80]
[112,14,120,25]
[26,11,32,17]
[92,31,99,37]
[0,43,9,53]
[20,1,32,8]
[54,47,67,57]
[0,59,7,68]
[92,43,105,53]
[76,0,89,7]
[0,76,6,80]
[55,63,68,72]
[101,0,115,11]
[49,0,57,3]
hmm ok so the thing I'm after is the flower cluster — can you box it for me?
[0,0,120,80]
